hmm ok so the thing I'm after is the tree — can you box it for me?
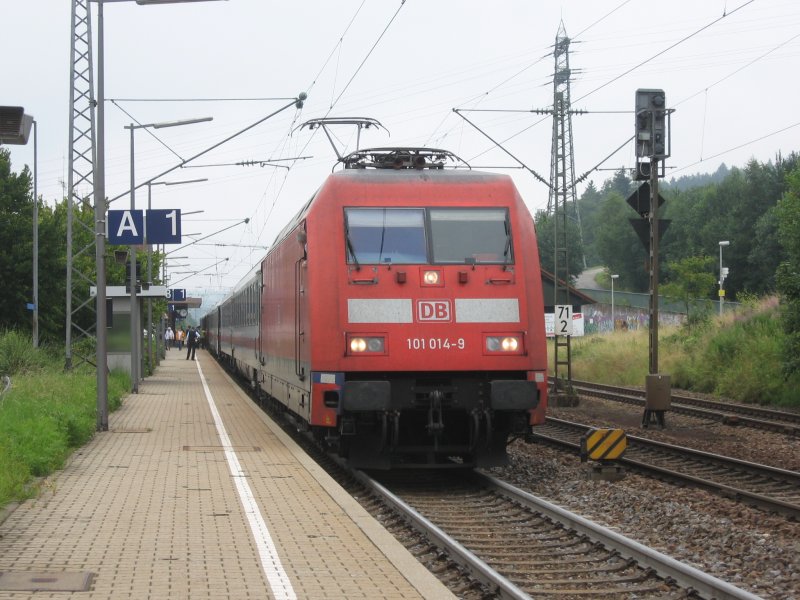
[748,207,784,292]
[534,207,584,283]
[593,192,649,290]
[660,256,717,324]
[0,149,34,334]
[601,168,634,199]
[776,166,800,378]
[576,180,604,266]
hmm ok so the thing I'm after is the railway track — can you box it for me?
[532,417,800,519]
[563,378,800,435]
[242,369,768,599]
[356,469,760,600]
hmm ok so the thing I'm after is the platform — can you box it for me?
[0,349,454,599]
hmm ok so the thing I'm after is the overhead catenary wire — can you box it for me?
[187,1,795,294]
[328,1,408,111]
[111,99,186,163]
[211,0,411,289]
[456,0,762,185]
[427,0,633,152]
[672,120,800,175]
[198,1,672,292]
[107,98,301,205]
[221,0,640,290]
[572,0,757,105]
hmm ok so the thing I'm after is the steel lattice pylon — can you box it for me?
[547,22,583,395]
[547,23,577,218]
[66,0,98,370]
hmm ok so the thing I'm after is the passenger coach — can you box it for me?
[204,148,548,468]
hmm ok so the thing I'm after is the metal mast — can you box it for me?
[547,22,577,217]
[547,22,586,263]
[547,22,581,396]
[66,0,98,370]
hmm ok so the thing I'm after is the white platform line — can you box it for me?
[195,360,297,600]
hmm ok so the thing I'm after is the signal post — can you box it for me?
[629,89,674,428]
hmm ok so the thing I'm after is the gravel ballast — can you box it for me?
[488,397,800,599]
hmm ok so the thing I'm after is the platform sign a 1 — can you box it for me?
[146,209,181,244]
[168,288,186,302]
[107,210,144,244]
[555,305,573,336]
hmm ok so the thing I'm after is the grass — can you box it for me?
[553,297,800,406]
[0,331,129,510]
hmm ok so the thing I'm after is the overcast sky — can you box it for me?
[4,0,799,302]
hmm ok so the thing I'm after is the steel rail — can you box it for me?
[534,417,800,519]
[562,377,800,435]
[348,469,531,600]
[479,473,763,600]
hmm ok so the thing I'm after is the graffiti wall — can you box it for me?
[581,304,685,334]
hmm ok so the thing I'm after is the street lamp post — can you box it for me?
[719,240,730,316]
[32,120,38,348]
[126,119,211,391]
[95,0,109,428]
[610,274,619,331]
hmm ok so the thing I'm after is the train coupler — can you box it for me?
[340,416,356,436]
[426,390,445,436]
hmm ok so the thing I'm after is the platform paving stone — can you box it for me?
[0,351,454,599]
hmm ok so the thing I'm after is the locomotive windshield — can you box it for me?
[429,208,511,264]
[345,208,427,264]
[344,207,512,265]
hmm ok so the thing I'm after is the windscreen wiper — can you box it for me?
[502,221,512,265]
[345,227,361,271]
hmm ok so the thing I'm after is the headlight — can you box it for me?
[485,335,522,354]
[502,337,518,352]
[422,270,441,285]
[348,336,385,354]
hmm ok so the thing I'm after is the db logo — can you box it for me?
[417,300,451,322]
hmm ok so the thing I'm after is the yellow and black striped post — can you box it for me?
[580,428,627,463]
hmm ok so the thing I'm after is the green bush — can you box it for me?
[0,414,68,477]
[0,329,51,376]
[0,332,130,510]
[0,439,31,507]
[568,299,798,407]
[707,313,784,403]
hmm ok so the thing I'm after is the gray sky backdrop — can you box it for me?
[4,0,799,303]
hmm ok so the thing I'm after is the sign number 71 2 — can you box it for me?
[555,304,573,336]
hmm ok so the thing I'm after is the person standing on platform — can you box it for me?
[186,326,198,361]
[176,327,185,350]
[165,326,174,350]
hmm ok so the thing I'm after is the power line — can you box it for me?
[231,0,410,281]
[305,0,368,96]
[108,97,295,102]
[110,99,185,162]
[675,30,800,163]
[460,1,760,176]
[571,0,756,104]
[572,0,633,39]
[673,120,800,175]
[328,1,409,110]
[430,0,632,153]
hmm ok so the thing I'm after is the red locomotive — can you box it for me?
[203,148,548,468]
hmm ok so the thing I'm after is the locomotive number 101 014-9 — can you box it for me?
[406,337,466,351]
